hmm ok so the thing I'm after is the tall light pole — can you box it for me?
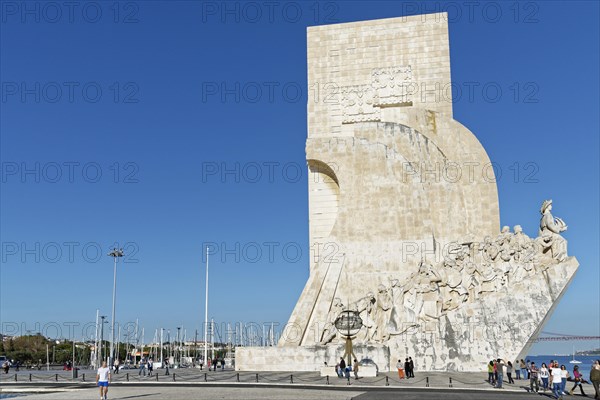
[108,248,124,369]
[176,327,181,366]
[100,315,107,362]
[203,246,209,367]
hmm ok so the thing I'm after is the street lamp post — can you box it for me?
[176,327,181,366]
[108,248,124,369]
[204,247,209,367]
[100,315,107,363]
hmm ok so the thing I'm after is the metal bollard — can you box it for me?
[172,373,176,382]
[55,374,58,382]
[156,373,159,381]
[449,377,453,387]
[82,373,85,382]
[386,376,389,386]
[14,374,17,382]
[204,373,207,382]
[426,376,429,387]
[29,373,32,382]
[326,375,329,385]
[236,373,240,382]
[126,372,129,382]
[290,374,293,384]
[255,373,258,383]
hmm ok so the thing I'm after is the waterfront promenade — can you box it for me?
[0,368,595,399]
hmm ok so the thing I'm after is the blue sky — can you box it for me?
[1,1,598,355]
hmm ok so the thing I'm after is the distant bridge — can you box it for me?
[534,331,600,342]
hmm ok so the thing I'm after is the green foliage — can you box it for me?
[4,335,49,363]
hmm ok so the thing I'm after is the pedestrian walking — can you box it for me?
[353,359,359,380]
[590,359,600,399]
[569,365,586,396]
[96,361,111,400]
[560,364,569,395]
[529,361,539,393]
[540,363,550,392]
[138,358,146,376]
[550,362,562,399]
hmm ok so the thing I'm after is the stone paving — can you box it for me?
[0,368,543,389]
[0,369,595,399]
[0,385,593,400]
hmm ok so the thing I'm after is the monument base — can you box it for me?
[235,344,390,372]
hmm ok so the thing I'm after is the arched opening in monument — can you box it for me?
[307,159,340,271]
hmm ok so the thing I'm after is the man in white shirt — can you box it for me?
[96,361,111,400]
[550,362,563,399]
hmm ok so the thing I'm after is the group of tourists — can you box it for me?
[137,357,154,376]
[396,357,415,379]
[335,357,360,380]
[487,358,600,399]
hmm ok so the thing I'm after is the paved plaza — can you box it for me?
[1,369,595,399]
[0,385,592,400]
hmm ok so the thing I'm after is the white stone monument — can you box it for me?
[236,13,579,372]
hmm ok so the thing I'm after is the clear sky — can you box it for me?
[1,1,598,355]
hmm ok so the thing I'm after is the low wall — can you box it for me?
[236,344,390,372]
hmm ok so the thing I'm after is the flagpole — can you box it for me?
[204,246,209,367]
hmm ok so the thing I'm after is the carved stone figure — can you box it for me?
[439,259,467,311]
[537,200,568,262]
[481,236,499,262]
[413,261,443,322]
[375,284,393,342]
[353,292,377,342]
[511,225,531,260]
[319,298,345,345]
[463,262,481,301]
[497,226,515,262]
[387,278,413,335]
[478,263,498,295]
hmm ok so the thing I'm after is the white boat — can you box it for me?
[570,346,582,364]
